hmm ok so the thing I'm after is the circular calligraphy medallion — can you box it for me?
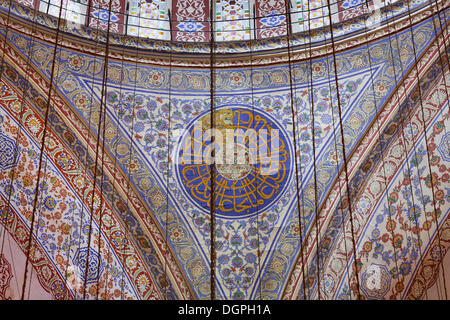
[175,106,292,219]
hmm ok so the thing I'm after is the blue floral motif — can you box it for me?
[72,247,104,285]
[260,14,286,28]
[92,9,119,23]
[0,131,20,171]
[176,21,205,32]
[437,131,450,162]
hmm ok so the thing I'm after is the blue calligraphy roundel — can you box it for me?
[175,106,293,219]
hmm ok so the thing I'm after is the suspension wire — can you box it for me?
[0,0,38,257]
[63,0,105,300]
[387,0,449,299]
[209,0,217,301]
[247,3,263,299]
[361,0,405,301]
[103,20,128,301]
[320,8,352,299]
[411,1,449,301]
[387,0,444,300]
[93,0,115,300]
[425,0,450,295]
[20,0,66,300]
[26,0,78,299]
[306,0,325,300]
[404,0,448,299]
[82,0,114,300]
[324,0,362,300]
[40,4,89,297]
[120,8,133,302]
[164,8,173,300]
[374,0,422,300]
[0,1,48,299]
[381,0,441,300]
[120,12,140,300]
[0,0,16,253]
[82,0,101,300]
[284,0,307,300]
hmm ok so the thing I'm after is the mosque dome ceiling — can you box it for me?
[0,0,448,301]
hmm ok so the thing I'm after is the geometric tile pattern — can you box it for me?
[172,0,210,42]
[255,0,287,39]
[0,130,20,171]
[88,0,126,34]
[72,247,104,285]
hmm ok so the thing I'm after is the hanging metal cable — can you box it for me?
[284,0,308,300]
[82,0,114,300]
[93,0,117,300]
[363,0,403,301]
[321,7,352,299]
[0,1,52,299]
[20,0,67,300]
[0,0,18,256]
[65,0,106,300]
[380,0,436,301]
[209,0,217,301]
[404,0,448,299]
[246,3,264,300]
[120,11,140,300]
[305,0,323,300]
[0,0,38,260]
[106,24,127,302]
[164,8,174,301]
[418,0,450,299]
[324,0,362,300]
[385,0,433,300]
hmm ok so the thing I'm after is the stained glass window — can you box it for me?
[39,0,88,25]
[215,0,251,41]
[29,0,385,41]
[126,0,171,40]
[172,0,210,42]
[255,0,286,39]
[89,0,126,34]
[290,0,332,33]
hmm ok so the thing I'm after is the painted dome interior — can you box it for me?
[0,0,448,301]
